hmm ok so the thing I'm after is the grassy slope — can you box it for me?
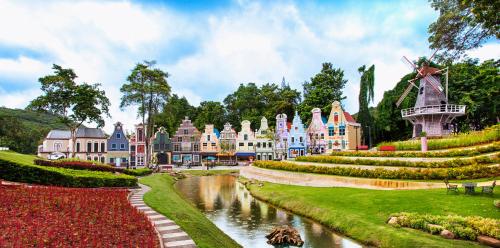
[246,180,499,248]
[0,150,39,164]
[139,174,241,248]
[0,107,67,130]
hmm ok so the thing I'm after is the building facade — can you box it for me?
[255,117,274,161]
[326,101,362,151]
[288,111,307,158]
[129,123,147,167]
[38,130,72,159]
[200,124,220,161]
[172,117,201,165]
[236,120,256,161]
[307,108,328,154]
[107,122,129,167]
[151,126,172,165]
[274,113,289,160]
[218,122,237,165]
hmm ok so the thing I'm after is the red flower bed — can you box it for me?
[35,159,121,173]
[0,184,159,247]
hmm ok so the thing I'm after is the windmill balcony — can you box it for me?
[401,104,466,118]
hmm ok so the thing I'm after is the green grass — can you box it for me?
[0,151,38,164]
[245,179,499,248]
[378,124,500,151]
[181,169,239,177]
[139,174,241,248]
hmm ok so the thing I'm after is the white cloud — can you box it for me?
[0,87,40,109]
[0,56,48,82]
[466,43,500,61]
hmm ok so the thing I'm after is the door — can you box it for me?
[115,157,120,167]
[157,152,168,164]
[415,124,423,137]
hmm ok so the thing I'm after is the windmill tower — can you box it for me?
[396,52,466,137]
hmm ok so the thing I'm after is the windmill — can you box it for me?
[397,51,466,137]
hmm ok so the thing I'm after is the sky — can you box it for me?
[0,0,498,134]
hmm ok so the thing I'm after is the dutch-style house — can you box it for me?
[288,111,307,158]
[236,120,256,161]
[107,122,129,167]
[38,127,107,163]
[326,101,361,151]
[217,122,237,165]
[255,117,274,161]
[172,117,201,165]
[200,124,220,162]
[150,126,172,165]
[129,123,147,167]
[274,113,289,160]
[307,108,328,154]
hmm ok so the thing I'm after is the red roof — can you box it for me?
[286,122,292,130]
[417,66,441,79]
[344,112,356,123]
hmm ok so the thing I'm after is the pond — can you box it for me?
[175,175,363,248]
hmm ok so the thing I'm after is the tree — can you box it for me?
[28,64,110,157]
[224,83,265,130]
[428,0,499,60]
[357,65,375,147]
[120,61,171,166]
[154,94,197,135]
[261,83,301,127]
[298,63,347,124]
[194,101,226,131]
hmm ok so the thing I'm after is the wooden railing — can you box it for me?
[401,104,466,117]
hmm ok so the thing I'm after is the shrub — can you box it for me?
[391,212,500,241]
[378,124,500,151]
[34,159,152,176]
[331,142,500,158]
[0,157,137,187]
[253,161,500,180]
[124,168,153,176]
[494,200,500,208]
[295,154,498,168]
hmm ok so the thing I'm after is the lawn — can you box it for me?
[0,150,38,164]
[139,174,242,248]
[245,180,500,248]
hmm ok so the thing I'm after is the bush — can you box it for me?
[34,159,152,176]
[494,200,500,208]
[0,157,137,187]
[295,154,498,168]
[253,160,500,180]
[378,124,500,151]
[391,212,500,241]
[331,142,500,158]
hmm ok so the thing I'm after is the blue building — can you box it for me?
[107,122,129,167]
[288,111,307,158]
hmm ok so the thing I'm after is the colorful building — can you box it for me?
[129,123,147,167]
[255,117,274,161]
[172,117,201,165]
[218,122,237,165]
[150,126,172,165]
[200,124,220,162]
[274,113,289,160]
[107,122,129,167]
[326,101,362,151]
[307,108,328,154]
[288,111,307,158]
[236,120,256,161]
[38,130,72,159]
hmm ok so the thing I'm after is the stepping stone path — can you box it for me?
[130,184,196,248]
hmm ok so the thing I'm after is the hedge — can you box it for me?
[34,159,152,176]
[0,158,137,188]
[390,212,500,241]
[331,142,500,158]
[253,161,500,180]
[295,154,498,169]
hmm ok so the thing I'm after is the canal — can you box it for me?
[175,175,362,248]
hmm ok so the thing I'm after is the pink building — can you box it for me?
[307,108,328,154]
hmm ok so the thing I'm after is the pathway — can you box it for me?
[130,184,196,248]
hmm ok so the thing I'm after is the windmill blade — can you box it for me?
[426,74,443,91]
[423,75,443,93]
[428,50,438,62]
[401,56,418,71]
[396,83,414,107]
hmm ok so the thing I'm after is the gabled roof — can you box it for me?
[46,130,71,139]
[75,127,107,138]
[321,115,328,124]
[214,128,220,138]
[344,112,357,123]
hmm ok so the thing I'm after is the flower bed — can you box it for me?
[332,142,500,158]
[388,212,500,241]
[253,161,500,180]
[378,124,500,151]
[34,159,152,176]
[0,184,159,247]
[295,154,498,169]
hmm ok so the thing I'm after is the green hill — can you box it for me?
[0,107,68,154]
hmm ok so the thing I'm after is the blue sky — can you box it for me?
[0,0,498,133]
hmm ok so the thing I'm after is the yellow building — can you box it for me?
[325,101,361,151]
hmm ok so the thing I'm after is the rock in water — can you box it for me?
[266,225,304,247]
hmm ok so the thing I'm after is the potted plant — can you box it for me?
[420,131,428,152]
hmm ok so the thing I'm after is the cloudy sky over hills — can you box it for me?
[0,0,498,133]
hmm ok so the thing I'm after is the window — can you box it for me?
[207,135,211,141]
[94,142,98,153]
[211,143,216,147]
[320,133,324,139]
[239,142,244,147]
[244,134,248,141]
[328,126,335,136]
[334,113,339,122]
[328,141,332,149]
[420,87,424,94]
[111,143,117,149]
[261,142,265,148]
[54,142,62,152]
[177,137,182,142]
[131,145,136,151]
[100,157,105,163]
[248,142,253,146]
[299,137,303,143]
[101,142,105,152]
[93,156,98,161]
[86,156,91,161]
[120,144,125,150]
[183,129,188,135]
[291,137,295,143]
[110,158,115,163]
[122,157,127,163]
[268,142,272,147]
[203,143,208,147]
[193,144,199,151]
[339,125,346,136]
[174,144,180,151]
[87,142,92,152]
[138,129,143,142]
[116,133,121,139]
[76,142,80,152]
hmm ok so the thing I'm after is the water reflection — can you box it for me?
[175,175,362,248]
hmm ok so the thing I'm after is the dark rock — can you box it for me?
[478,235,500,248]
[266,225,304,247]
[440,230,455,239]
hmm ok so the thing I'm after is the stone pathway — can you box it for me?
[130,184,196,248]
